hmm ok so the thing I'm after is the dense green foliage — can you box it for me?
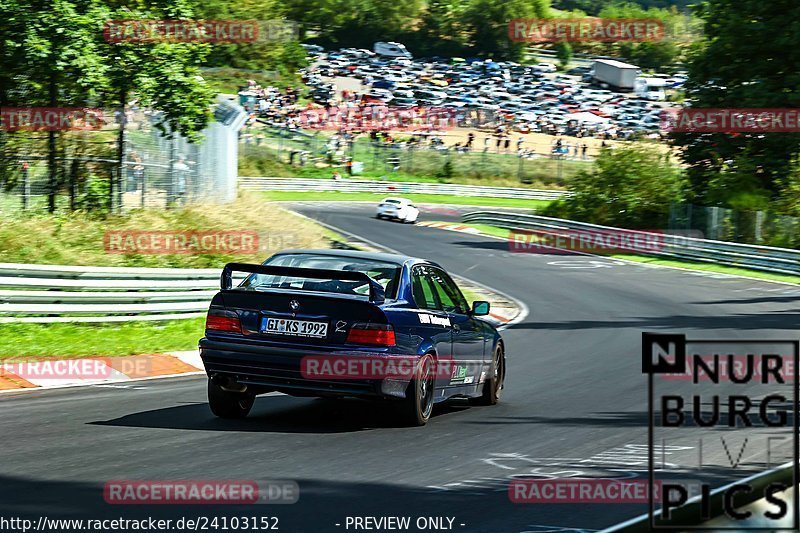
[544,145,686,228]
[675,0,800,212]
[552,0,692,16]
[287,0,550,61]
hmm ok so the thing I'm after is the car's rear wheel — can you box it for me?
[475,345,505,406]
[208,379,255,419]
[396,354,435,426]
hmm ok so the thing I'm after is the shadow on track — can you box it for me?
[90,396,473,434]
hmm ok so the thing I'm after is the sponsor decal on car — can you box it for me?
[418,313,451,326]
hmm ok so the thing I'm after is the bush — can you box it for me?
[436,159,455,182]
[544,145,687,228]
[75,176,110,215]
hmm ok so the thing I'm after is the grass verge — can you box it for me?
[0,318,204,359]
[0,193,332,267]
[436,222,800,285]
[263,191,551,210]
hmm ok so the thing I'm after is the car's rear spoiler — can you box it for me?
[221,263,386,304]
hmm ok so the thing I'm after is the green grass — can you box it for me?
[0,286,499,359]
[608,254,800,285]
[441,222,800,285]
[0,318,204,359]
[239,137,585,188]
[263,191,551,210]
[0,194,332,267]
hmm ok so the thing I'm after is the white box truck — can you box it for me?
[593,59,640,91]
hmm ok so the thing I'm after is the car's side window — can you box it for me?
[429,268,468,314]
[411,267,440,310]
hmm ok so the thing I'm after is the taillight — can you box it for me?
[346,323,396,346]
[206,309,242,333]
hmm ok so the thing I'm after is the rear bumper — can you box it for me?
[199,338,413,399]
[377,208,401,218]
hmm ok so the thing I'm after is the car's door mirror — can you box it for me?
[471,301,490,316]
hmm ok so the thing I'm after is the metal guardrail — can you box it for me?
[239,177,567,201]
[0,264,245,323]
[461,211,800,276]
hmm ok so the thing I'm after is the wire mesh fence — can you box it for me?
[0,97,246,216]
[669,203,800,248]
[239,127,594,186]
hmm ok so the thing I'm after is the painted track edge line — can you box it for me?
[0,371,206,395]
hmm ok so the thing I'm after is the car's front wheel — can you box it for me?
[396,354,435,426]
[208,379,255,419]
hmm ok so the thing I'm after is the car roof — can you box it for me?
[267,248,439,269]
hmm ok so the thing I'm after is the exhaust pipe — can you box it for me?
[211,374,248,393]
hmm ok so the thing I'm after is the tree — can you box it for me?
[461,0,550,61]
[544,145,687,228]
[2,1,217,212]
[675,0,800,205]
[555,41,573,70]
[4,0,111,212]
[416,0,469,57]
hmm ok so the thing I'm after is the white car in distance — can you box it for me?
[375,197,419,223]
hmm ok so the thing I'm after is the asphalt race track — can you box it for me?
[2,202,798,533]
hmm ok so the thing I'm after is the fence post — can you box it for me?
[755,210,764,244]
[21,161,29,210]
[167,130,176,206]
[140,153,147,209]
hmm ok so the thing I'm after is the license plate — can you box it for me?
[262,317,328,338]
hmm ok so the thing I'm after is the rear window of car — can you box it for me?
[239,254,402,299]
[383,199,402,204]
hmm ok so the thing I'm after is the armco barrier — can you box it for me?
[462,211,800,276]
[0,264,241,323]
[239,177,566,200]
